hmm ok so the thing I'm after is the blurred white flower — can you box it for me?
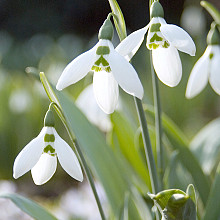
[76,84,112,132]
[57,182,107,220]
[9,88,32,114]
[186,45,220,98]
[13,125,83,185]
[116,1,196,87]
[0,181,32,220]
[186,23,220,98]
[56,19,143,114]
[181,6,206,37]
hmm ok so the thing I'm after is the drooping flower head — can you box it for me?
[116,1,196,87]
[186,22,220,98]
[56,16,144,114]
[13,109,83,185]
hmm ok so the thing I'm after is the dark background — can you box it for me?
[0,0,218,40]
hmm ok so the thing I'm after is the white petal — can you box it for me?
[93,71,119,114]
[54,130,83,182]
[185,47,210,98]
[152,45,182,87]
[31,153,57,185]
[115,25,149,61]
[13,128,45,179]
[108,50,144,99]
[160,24,196,56]
[56,44,97,90]
[209,46,220,95]
[76,84,112,132]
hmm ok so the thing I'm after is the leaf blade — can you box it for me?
[0,193,57,220]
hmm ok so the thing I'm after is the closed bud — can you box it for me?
[150,1,164,19]
[44,109,55,127]
[207,22,220,45]
[98,19,114,41]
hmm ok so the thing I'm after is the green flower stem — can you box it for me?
[134,97,159,194]
[150,52,164,189]
[50,103,106,220]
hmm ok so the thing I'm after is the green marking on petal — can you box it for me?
[148,43,160,49]
[163,41,170,48]
[150,23,161,32]
[44,134,55,142]
[96,46,110,55]
[209,53,214,59]
[94,55,109,67]
[150,33,163,43]
[91,66,111,73]
[44,145,56,156]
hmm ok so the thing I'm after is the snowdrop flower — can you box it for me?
[76,84,112,132]
[13,110,83,185]
[116,1,196,87]
[186,23,220,98]
[56,16,144,114]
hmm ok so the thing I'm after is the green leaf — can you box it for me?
[108,0,127,40]
[190,117,220,175]
[0,193,57,220]
[145,105,210,206]
[202,163,220,220]
[201,1,220,26]
[40,73,139,217]
[111,111,151,190]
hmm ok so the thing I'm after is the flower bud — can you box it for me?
[150,1,164,19]
[207,22,220,45]
[44,109,55,127]
[98,19,114,41]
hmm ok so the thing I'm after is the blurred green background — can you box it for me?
[0,0,219,219]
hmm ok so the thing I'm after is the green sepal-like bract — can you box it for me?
[207,22,220,45]
[148,184,197,220]
[150,1,164,19]
[98,19,114,41]
[44,109,55,127]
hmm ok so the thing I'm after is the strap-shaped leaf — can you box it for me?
[202,163,220,220]
[108,0,127,40]
[0,193,57,220]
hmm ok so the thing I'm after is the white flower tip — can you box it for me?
[190,47,196,56]
[185,92,194,99]
[13,172,19,179]
[136,87,144,100]
[56,82,64,91]
[162,78,180,87]
[76,173,84,182]
[185,87,197,99]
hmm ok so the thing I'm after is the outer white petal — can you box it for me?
[160,24,196,56]
[53,129,83,181]
[56,44,97,91]
[185,47,210,98]
[76,84,112,132]
[13,128,45,179]
[209,45,220,95]
[152,45,182,87]
[108,50,144,99]
[115,25,149,61]
[31,153,57,185]
[93,71,119,114]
